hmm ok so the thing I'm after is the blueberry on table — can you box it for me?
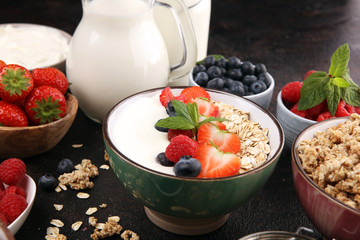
[207,78,225,90]
[258,72,272,87]
[156,152,174,166]
[241,61,255,75]
[194,72,209,87]
[242,75,257,86]
[249,80,267,94]
[207,66,222,79]
[57,158,74,174]
[38,174,58,191]
[227,68,243,80]
[227,56,242,69]
[174,156,201,177]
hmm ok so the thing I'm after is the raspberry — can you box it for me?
[290,103,307,118]
[0,193,28,223]
[355,107,360,114]
[335,100,350,117]
[304,70,317,80]
[345,104,356,114]
[5,185,27,198]
[0,212,8,226]
[0,181,4,191]
[165,135,198,163]
[281,81,302,103]
[167,129,194,141]
[317,112,335,121]
[0,191,5,201]
[0,158,26,185]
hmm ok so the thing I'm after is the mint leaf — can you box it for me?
[298,71,328,111]
[155,117,195,130]
[331,77,350,88]
[328,43,350,77]
[187,102,199,125]
[325,83,341,116]
[172,100,191,121]
[342,86,360,107]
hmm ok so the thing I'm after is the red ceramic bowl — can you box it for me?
[292,116,360,240]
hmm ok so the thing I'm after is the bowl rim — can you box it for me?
[277,91,316,124]
[189,68,275,100]
[291,116,360,215]
[0,93,77,131]
[103,86,285,181]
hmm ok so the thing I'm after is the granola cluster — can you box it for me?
[297,113,360,210]
[215,101,271,173]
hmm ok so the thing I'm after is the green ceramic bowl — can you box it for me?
[102,87,284,235]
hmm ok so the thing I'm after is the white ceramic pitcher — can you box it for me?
[66,0,197,123]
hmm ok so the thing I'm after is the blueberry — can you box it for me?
[242,75,257,86]
[215,58,227,68]
[207,66,222,79]
[245,91,254,96]
[155,119,169,132]
[156,152,174,166]
[38,174,58,191]
[194,72,209,87]
[227,56,242,69]
[219,67,227,76]
[166,101,176,116]
[258,72,272,87]
[249,80,267,94]
[207,78,225,90]
[174,156,201,177]
[227,69,243,80]
[192,64,206,76]
[57,158,74,174]
[228,82,245,96]
[223,77,235,88]
[255,63,267,75]
[241,61,255,75]
[203,55,216,68]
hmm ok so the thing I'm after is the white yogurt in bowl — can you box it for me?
[0,24,71,70]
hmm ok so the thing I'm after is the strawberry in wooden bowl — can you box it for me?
[0,63,78,158]
[103,86,284,235]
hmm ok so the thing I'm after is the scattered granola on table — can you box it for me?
[215,101,271,173]
[297,113,360,210]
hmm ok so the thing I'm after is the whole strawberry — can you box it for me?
[32,67,69,95]
[25,86,67,125]
[0,64,34,103]
[0,60,6,70]
[0,100,29,127]
[0,158,26,185]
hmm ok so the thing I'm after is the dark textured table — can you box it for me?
[1,0,360,239]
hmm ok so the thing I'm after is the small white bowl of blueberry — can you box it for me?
[189,55,275,109]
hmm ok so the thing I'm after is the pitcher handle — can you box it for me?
[155,0,197,81]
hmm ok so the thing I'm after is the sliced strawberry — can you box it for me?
[197,122,240,154]
[212,121,227,130]
[167,129,194,141]
[194,143,240,178]
[180,86,211,103]
[189,98,219,117]
[159,87,175,108]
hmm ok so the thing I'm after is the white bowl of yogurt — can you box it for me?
[0,23,71,71]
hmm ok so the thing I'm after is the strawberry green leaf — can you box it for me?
[2,68,31,96]
[155,116,195,130]
[328,43,350,77]
[298,71,328,111]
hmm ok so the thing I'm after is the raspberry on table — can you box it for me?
[0,158,26,185]
[0,193,28,223]
[281,81,303,103]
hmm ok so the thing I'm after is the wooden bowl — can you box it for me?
[0,93,78,159]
